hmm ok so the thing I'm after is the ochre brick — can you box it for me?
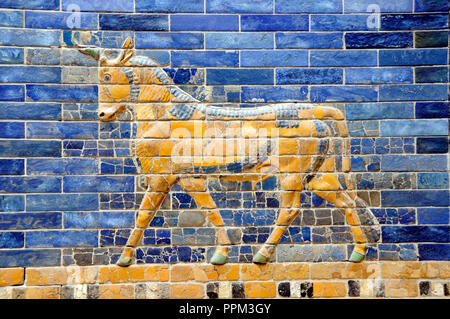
[385,280,418,298]
[313,282,347,298]
[99,265,168,283]
[273,263,309,280]
[26,266,98,286]
[14,286,60,299]
[381,262,421,279]
[192,265,239,282]
[171,265,194,282]
[241,264,274,281]
[0,268,24,287]
[99,284,134,299]
[420,262,441,279]
[439,262,450,278]
[310,263,363,279]
[170,283,204,299]
[244,282,276,298]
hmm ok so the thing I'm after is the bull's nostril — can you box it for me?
[99,112,105,118]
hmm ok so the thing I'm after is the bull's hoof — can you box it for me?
[210,253,227,265]
[117,257,133,267]
[252,252,268,264]
[349,245,367,263]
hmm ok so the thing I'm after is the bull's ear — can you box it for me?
[122,38,133,49]
[72,32,100,60]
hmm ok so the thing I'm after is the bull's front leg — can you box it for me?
[117,175,178,267]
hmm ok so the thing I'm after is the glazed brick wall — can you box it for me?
[0,0,448,275]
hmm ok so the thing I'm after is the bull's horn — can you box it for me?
[72,33,100,60]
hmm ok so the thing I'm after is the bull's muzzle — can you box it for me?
[98,104,126,121]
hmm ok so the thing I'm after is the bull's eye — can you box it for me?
[103,73,112,82]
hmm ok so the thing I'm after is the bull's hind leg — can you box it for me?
[179,177,232,265]
[117,175,178,267]
[306,173,381,263]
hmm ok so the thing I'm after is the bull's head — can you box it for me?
[73,34,135,121]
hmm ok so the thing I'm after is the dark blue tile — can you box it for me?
[0,140,61,157]
[418,244,450,261]
[415,0,448,12]
[277,68,343,84]
[171,15,238,31]
[311,15,371,31]
[0,212,62,230]
[415,67,448,83]
[0,103,61,120]
[172,51,239,67]
[382,226,449,242]
[0,122,24,138]
[380,85,448,101]
[27,122,98,139]
[415,102,449,118]
[0,0,59,9]
[380,49,447,66]
[26,85,98,102]
[381,190,449,207]
[136,0,204,12]
[206,0,273,13]
[0,232,23,248]
[100,14,168,31]
[417,173,449,189]
[417,208,449,225]
[62,0,133,11]
[381,154,447,171]
[205,33,273,49]
[241,86,308,102]
[27,194,99,211]
[311,86,378,102]
[63,176,134,192]
[276,0,342,13]
[346,67,413,84]
[0,48,24,64]
[381,14,448,30]
[26,230,98,248]
[136,32,203,49]
[415,31,448,47]
[241,50,308,67]
[276,32,343,49]
[0,159,24,175]
[417,137,448,154]
[311,50,377,66]
[345,32,413,48]
[26,11,97,29]
[0,29,60,46]
[344,0,412,13]
[0,249,61,267]
[0,177,61,193]
[346,103,414,120]
[207,69,273,85]
[241,15,308,31]
[0,85,24,101]
[0,195,24,212]
[64,211,134,228]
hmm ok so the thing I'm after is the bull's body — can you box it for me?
[80,38,380,266]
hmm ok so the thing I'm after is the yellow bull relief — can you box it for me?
[75,37,381,267]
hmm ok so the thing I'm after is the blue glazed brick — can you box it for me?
[0,29,59,46]
[382,226,450,243]
[136,32,203,49]
[381,119,448,136]
[311,50,377,67]
[100,14,168,31]
[0,232,23,248]
[0,195,24,211]
[380,85,448,101]
[26,11,97,29]
[0,85,24,101]
[207,69,273,85]
[381,14,448,30]
[241,15,308,31]
[242,51,308,67]
[241,86,308,102]
[0,177,61,193]
[206,0,273,13]
[27,122,98,139]
[381,190,449,207]
[344,0,412,12]
[345,103,414,120]
[0,212,62,230]
[62,0,133,12]
[311,15,371,31]
[101,31,134,48]
[0,249,61,267]
[172,51,239,67]
[0,159,24,175]
[63,176,134,192]
[418,173,449,189]
[205,33,273,49]
[0,66,61,83]
[417,208,449,225]
[348,121,379,137]
[345,32,413,48]
[0,10,22,27]
[0,140,61,157]
[311,86,378,102]
[135,50,170,66]
[277,244,347,262]
[171,15,238,31]
[277,68,343,84]
[0,122,24,138]
[416,102,449,118]
[415,67,448,83]
[351,155,381,172]
[26,85,98,102]
[276,0,342,13]
[276,32,343,49]
[415,31,448,48]
[417,137,449,154]
[381,154,447,171]
[346,68,413,84]
[136,0,204,12]
[0,0,59,9]
[380,49,447,66]
[415,0,448,12]
[64,211,134,228]
[26,48,61,65]
[0,103,61,119]
[418,244,450,261]
[26,230,98,248]
[27,194,99,211]
[0,48,24,64]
